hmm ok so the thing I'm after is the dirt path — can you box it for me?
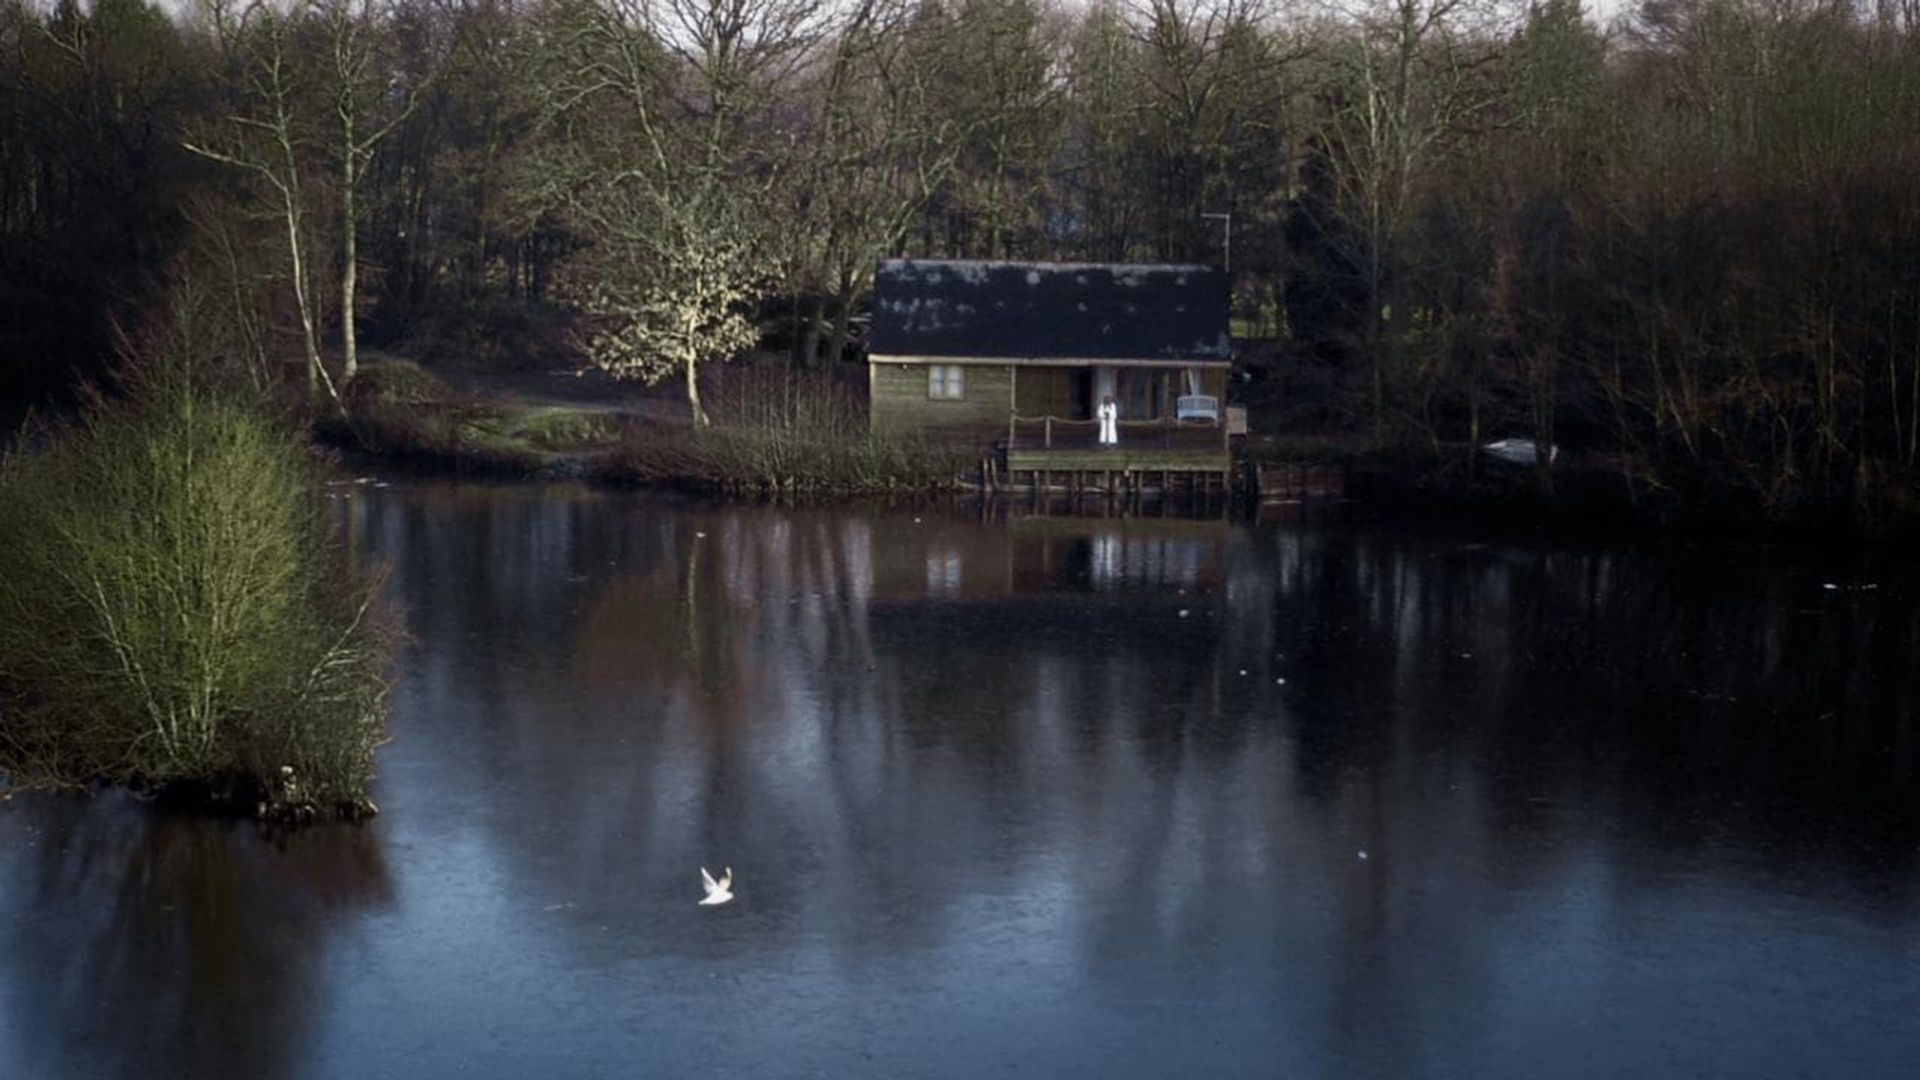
[364,350,693,426]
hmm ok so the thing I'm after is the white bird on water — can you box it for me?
[700,866,734,907]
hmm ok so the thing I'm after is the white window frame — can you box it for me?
[927,364,966,401]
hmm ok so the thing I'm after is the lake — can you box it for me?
[3,482,1916,1078]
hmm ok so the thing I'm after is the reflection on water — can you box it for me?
[3,483,1918,1078]
[0,798,388,1079]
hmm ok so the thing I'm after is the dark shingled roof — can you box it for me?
[869,259,1231,362]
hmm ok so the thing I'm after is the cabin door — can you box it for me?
[1072,368,1094,419]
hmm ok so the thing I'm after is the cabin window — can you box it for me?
[928,364,965,401]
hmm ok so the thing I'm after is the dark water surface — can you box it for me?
[4,483,1918,1078]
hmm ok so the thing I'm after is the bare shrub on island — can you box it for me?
[0,324,394,821]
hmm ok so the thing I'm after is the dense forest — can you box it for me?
[5,0,1920,523]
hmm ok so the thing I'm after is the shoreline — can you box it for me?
[316,359,1920,543]
[316,416,1920,549]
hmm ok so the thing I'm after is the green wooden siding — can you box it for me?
[1014,367,1078,417]
[871,361,1230,447]
[870,362,1013,444]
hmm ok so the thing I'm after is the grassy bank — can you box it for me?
[0,359,393,821]
[328,360,972,494]
[318,360,626,476]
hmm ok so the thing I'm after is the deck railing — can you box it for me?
[1006,414,1228,454]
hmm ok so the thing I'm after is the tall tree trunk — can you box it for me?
[341,153,359,382]
[824,272,856,365]
[283,194,322,396]
[796,293,821,368]
[1368,250,1387,446]
[281,176,341,410]
[686,355,708,428]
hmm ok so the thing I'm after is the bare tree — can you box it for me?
[1310,0,1500,442]
[1128,0,1290,261]
[913,0,1067,258]
[182,0,340,405]
[524,0,834,425]
[321,0,445,381]
[785,0,975,367]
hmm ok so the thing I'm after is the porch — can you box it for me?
[999,415,1231,494]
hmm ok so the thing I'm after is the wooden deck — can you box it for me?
[997,416,1230,493]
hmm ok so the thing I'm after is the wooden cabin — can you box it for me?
[867,259,1233,488]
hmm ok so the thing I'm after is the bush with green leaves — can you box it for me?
[0,364,391,820]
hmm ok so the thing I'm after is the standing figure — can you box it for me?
[1098,395,1119,446]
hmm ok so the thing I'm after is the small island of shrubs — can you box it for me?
[0,344,393,822]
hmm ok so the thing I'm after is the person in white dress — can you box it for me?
[1098,395,1119,446]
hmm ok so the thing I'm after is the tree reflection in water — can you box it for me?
[0,795,389,1079]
